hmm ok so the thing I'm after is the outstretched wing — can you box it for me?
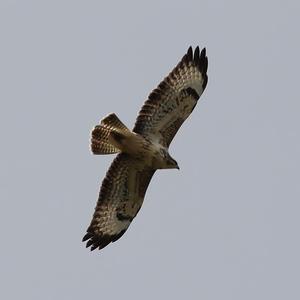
[82,153,155,251]
[133,46,208,147]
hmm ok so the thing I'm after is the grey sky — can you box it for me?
[1,1,299,299]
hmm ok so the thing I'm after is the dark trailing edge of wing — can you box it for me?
[184,87,200,100]
[82,154,131,251]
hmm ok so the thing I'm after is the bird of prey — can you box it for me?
[82,46,208,251]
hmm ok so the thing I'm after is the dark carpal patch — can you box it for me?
[184,87,200,100]
[116,212,133,221]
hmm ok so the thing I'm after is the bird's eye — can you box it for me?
[159,149,167,158]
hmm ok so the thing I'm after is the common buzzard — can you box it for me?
[83,46,208,251]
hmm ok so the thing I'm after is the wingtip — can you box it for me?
[187,46,193,59]
[186,45,207,60]
[86,239,94,248]
[200,47,207,59]
[82,229,125,251]
[90,245,98,251]
[82,232,93,242]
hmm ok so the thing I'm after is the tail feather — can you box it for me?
[91,125,111,140]
[91,139,119,155]
[90,113,130,155]
[101,113,130,132]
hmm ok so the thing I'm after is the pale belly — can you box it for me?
[121,133,166,169]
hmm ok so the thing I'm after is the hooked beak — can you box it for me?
[176,165,180,170]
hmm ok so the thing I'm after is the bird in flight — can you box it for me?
[83,46,208,251]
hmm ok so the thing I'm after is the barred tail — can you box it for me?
[90,113,130,155]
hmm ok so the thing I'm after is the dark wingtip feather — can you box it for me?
[202,74,208,90]
[82,228,128,251]
[192,46,208,89]
[194,46,200,60]
[187,46,193,60]
[82,232,93,242]
[90,239,102,251]
[86,239,94,248]
[203,56,208,74]
[185,46,208,75]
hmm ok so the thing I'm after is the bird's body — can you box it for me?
[83,46,208,251]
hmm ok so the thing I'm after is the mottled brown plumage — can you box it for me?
[83,46,208,251]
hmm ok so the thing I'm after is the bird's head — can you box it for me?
[166,155,180,170]
[158,149,179,170]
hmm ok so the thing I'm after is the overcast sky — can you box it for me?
[1,1,300,299]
